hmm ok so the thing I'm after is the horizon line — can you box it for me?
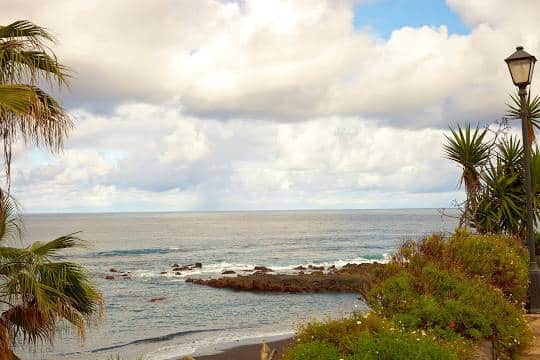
[21,206,460,216]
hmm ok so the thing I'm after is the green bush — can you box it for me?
[283,313,468,360]
[368,265,530,355]
[285,341,340,360]
[287,231,531,359]
[388,231,528,303]
[448,231,528,303]
[347,329,459,360]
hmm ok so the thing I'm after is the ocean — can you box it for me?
[20,209,457,359]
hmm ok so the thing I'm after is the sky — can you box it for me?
[1,0,539,213]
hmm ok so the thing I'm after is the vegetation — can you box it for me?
[388,231,528,303]
[443,96,540,237]
[0,190,103,358]
[0,20,102,359]
[0,20,72,187]
[284,231,531,359]
[284,312,468,360]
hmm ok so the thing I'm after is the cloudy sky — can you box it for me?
[1,0,538,213]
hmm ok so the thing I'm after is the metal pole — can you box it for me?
[520,85,540,312]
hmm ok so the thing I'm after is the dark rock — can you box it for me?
[160,271,167,274]
[308,265,324,271]
[149,297,166,303]
[105,275,115,280]
[194,262,202,268]
[109,268,119,273]
[190,263,381,294]
[253,266,273,272]
[293,266,307,270]
[222,270,236,275]
[185,278,194,283]
[172,263,179,268]
[175,272,182,275]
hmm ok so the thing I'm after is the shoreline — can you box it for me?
[196,337,296,360]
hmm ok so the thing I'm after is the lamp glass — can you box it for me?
[508,58,533,86]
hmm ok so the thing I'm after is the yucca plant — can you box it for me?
[443,124,491,225]
[506,92,540,145]
[476,161,523,234]
[445,112,540,239]
[0,20,72,188]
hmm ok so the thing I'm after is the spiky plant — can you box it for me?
[443,124,491,224]
[0,190,102,359]
[506,92,540,145]
[476,161,523,234]
[0,20,72,188]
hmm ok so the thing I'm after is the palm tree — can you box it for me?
[0,20,102,358]
[443,124,491,225]
[0,190,102,359]
[0,20,72,188]
[506,92,540,145]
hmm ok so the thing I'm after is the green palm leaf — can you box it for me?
[506,92,540,144]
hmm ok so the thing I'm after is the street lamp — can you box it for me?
[505,46,540,312]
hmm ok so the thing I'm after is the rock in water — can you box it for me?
[253,266,273,272]
[109,268,119,273]
[194,262,202,268]
[149,297,166,303]
[221,270,236,274]
[104,275,114,280]
[190,263,381,295]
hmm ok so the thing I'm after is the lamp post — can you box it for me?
[505,46,540,312]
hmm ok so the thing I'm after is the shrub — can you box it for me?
[368,266,530,355]
[283,313,468,360]
[347,329,459,360]
[387,231,528,303]
[285,341,340,360]
[448,231,528,303]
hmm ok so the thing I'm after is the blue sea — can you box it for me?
[20,209,457,359]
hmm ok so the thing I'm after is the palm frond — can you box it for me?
[28,234,82,257]
[0,85,72,188]
[0,84,35,115]
[0,47,70,86]
[0,20,54,43]
[0,189,22,244]
[506,92,540,143]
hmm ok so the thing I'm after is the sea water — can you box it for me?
[19,209,457,359]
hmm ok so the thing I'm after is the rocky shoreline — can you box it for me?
[186,263,381,294]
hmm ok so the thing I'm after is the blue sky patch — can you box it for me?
[353,0,470,38]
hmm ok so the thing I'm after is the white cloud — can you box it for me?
[12,103,464,212]
[1,0,536,211]
[2,0,537,125]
